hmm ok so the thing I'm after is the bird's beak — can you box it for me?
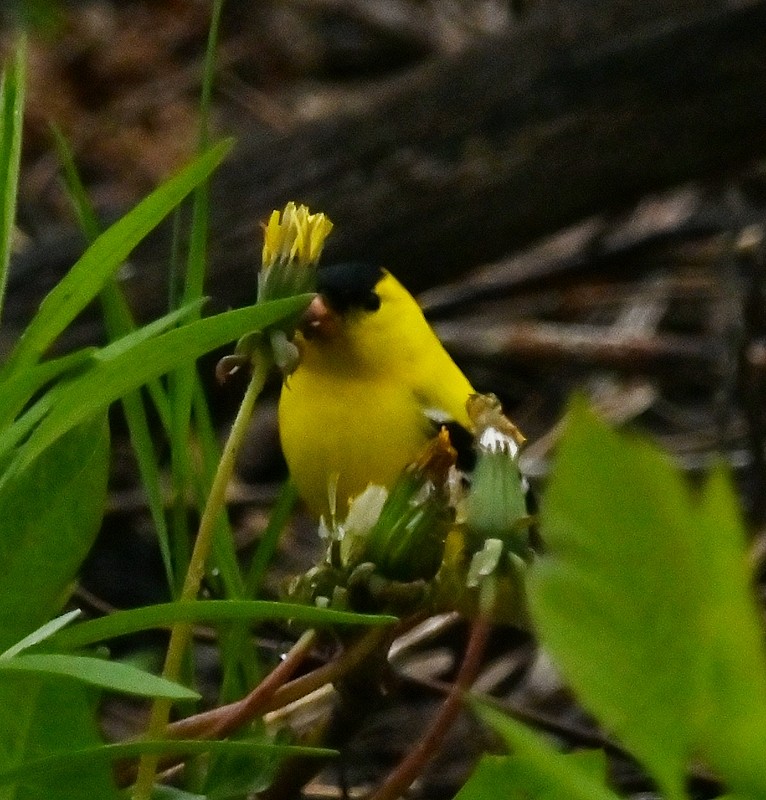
[300,294,340,339]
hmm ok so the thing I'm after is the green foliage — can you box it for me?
[0,30,331,799]
[0,680,119,800]
[460,702,618,800]
[0,739,335,794]
[0,416,109,651]
[49,601,395,651]
[471,399,766,800]
[0,37,25,324]
[0,654,199,700]
[0,139,232,379]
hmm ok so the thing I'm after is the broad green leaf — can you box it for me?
[529,399,766,799]
[0,654,198,700]
[0,414,109,650]
[1,139,232,377]
[153,788,206,800]
[0,679,117,800]
[691,467,766,795]
[51,600,395,651]
[0,37,26,325]
[4,295,311,478]
[462,702,619,800]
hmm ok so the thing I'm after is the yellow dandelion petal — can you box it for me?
[258,203,334,304]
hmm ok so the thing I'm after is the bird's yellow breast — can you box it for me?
[279,367,436,519]
[278,271,474,519]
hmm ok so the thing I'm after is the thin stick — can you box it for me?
[115,629,317,788]
[169,628,317,740]
[264,626,391,713]
[366,616,491,800]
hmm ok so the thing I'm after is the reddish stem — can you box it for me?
[366,615,491,800]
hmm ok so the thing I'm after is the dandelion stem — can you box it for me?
[132,353,271,799]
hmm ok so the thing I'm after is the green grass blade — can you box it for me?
[0,654,200,700]
[49,123,100,240]
[0,36,26,325]
[4,296,310,478]
[0,36,27,324]
[0,300,200,464]
[167,0,227,603]
[219,480,299,700]
[0,739,336,789]
[52,127,180,584]
[1,138,233,377]
[0,347,95,429]
[192,377,245,599]
[245,480,299,599]
[51,600,395,651]
[0,610,81,660]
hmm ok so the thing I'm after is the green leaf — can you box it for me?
[0,679,118,800]
[0,654,198,700]
[0,37,26,325]
[0,739,335,790]
[528,399,766,799]
[0,348,95,430]
[462,702,619,800]
[691,467,766,795]
[1,139,233,377]
[50,600,396,652]
[4,295,311,478]
[151,788,205,800]
[0,301,201,444]
[0,414,109,651]
[0,611,81,660]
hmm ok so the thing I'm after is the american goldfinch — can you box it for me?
[278,263,475,520]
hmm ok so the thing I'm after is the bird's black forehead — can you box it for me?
[316,262,383,313]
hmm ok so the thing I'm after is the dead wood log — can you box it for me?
[204,0,766,303]
[7,0,766,344]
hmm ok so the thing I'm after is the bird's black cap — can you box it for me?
[316,262,383,313]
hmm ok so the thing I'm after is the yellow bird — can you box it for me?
[278,263,475,520]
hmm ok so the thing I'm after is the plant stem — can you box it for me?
[132,354,270,800]
[366,615,491,800]
[116,629,317,788]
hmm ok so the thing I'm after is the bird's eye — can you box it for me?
[364,293,381,312]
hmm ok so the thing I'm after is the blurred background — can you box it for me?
[2,1,766,796]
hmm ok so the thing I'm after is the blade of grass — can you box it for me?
[0,610,81,660]
[0,654,200,700]
[167,0,226,601]
[50,600,395,651]
[52,124,176,587]
[3,296,311,480]
[0,36,25,324]
[220,479,299,702]
[0,739,336,789]
[0,347,95,429]
[192,378,245,600]
[245,480,299,600]
[0,299,205,463]
[0,608,82,661]
[1,138,233,378]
